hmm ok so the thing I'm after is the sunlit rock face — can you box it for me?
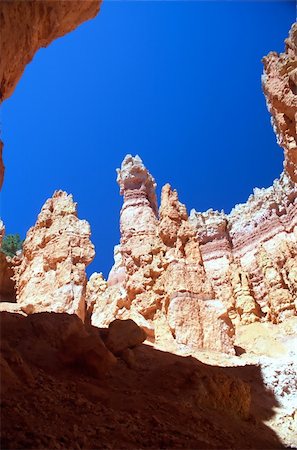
[190,173,297,325]
[262,22,297,182]
[90,155,235,355]
[0,0,101,188]
[14,191,95,320]
[0,0,100,103]
[89,25,297,351]
[0,253,20,303]
[89,153,296,353]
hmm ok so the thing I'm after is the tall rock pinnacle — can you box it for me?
[90,155,235,355]
[117,154,158,223]
[14,191,95,320]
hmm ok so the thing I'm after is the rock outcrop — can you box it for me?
[0,253,20,302]
[0,221,18,302]
[262,23,297,182]
[88,25,297,354]
[0,12,296,450]
[89,154,296,353]
[90,155,236,355]
[2,309,282,450]
[14,190,95,320]
[0,219,4,245]
[0,0,101,188]
[104,319,147,355]
[0,0,100,103]
[190,173,297,325]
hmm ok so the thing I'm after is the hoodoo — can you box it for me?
[0,6,296,449]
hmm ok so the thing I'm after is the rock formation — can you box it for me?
[89,155,296,353]
[262,22,297,182]
[0,0,100,103]
[0,0,101,188]
[14,190,95,320]
[88,24,297,355]
[0,9,296,449]
[2,310,282,450]
[0,253,20,302]
[190,173,297,324]
[0,221,17,302]
[90,155,235,355]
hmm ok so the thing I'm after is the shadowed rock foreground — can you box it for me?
[0,312,285,450]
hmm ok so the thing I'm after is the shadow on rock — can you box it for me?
[0,311,284,449]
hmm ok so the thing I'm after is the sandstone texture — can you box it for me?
[91,155,235,355]
[104,319,147,355]
[1,10,297,450]
[14,191,95,320]
[89,157,297,355]
[262,22,297,182]
[0,219,4,245]
[88,25,297,359]
[0,0,101,188]
[0,0,100,103]
[0,252,20,302]
[190,173,297,325]
[0,221,18,302]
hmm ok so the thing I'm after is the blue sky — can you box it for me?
[0,1,295,277]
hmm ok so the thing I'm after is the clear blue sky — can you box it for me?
[0,1,295,277]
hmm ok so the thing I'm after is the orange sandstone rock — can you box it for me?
[0,0,100,103]
[89,159,296,353]
[262,22,297,182]
[14,191,95,320]
[0,253,20,302]
[0,0,101,188]
[90,155,235,355]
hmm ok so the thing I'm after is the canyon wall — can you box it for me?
[262,22,297,182]
[3,21,296,358]
[89,156,297,354]
[0,0,101,188]
[89,155,236,354]
[89,23,297,354]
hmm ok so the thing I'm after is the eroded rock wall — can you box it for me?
[262,22,297,182]
[88,24,297,353]
[190,173,297,324]
[0,0,101,188]
[0,0,100,103]
[14,191,95,320]
[90,155,236,355]
[0,253,20,302]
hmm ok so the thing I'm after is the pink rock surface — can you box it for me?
[262,23,297,182]
[14,191,95,321]
[90,155,235,354]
